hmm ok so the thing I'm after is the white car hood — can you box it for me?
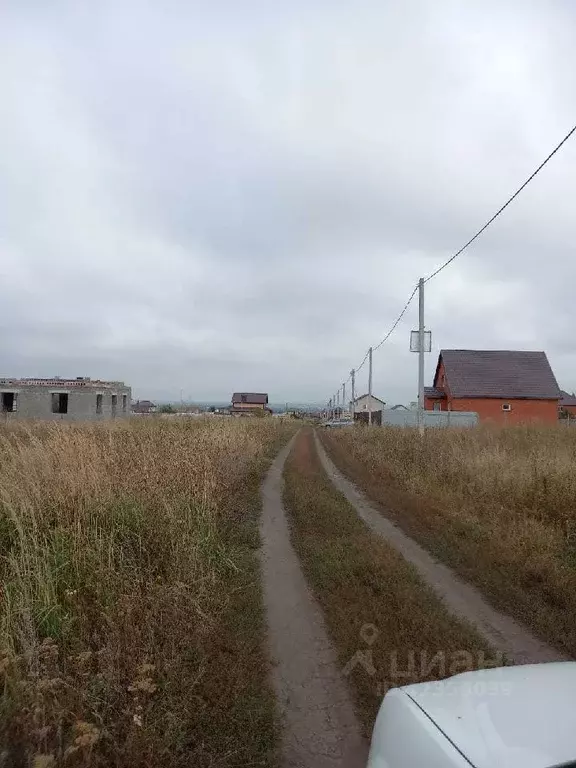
[402,663,576,768]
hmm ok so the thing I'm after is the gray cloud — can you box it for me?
[1,0,576,404]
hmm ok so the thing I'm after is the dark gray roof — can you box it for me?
[560,390,576,407]
[424,387,446,398]
[436,350,560,400]
[353,393,386,405]
[232,392,268,404]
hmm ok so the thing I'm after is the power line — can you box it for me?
[425,121,576,283]
[355,348,370,374]
[329,121,576,410]
[373,284,419,351]
[327,284,418,409]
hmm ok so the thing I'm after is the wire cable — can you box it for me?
[329,122,576,407]
[425,121,576,283]
[329,283,419,404]
[355,348,370,374]
[373,283,419,351]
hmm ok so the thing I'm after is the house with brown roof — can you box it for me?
[424,350,561,424]
[132,399,156,414]
[559,390,576,418]
[230,392,271,415]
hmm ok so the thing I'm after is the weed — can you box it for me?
[283,429,495,734]
[321,424,576,657]
[0,417,294,766]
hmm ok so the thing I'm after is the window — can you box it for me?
[111,394,117,416]
[502,403,512,412]
[122,394,127,413]
[52,393,68,414]
[1,392,16,412]
[96,394,103,415]
[433,401,442,411]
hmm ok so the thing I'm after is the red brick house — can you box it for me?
[230,392,271,415]
[424,350,561,424]
[559,390,576,418]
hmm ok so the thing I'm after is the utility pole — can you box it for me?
[418,277,425,436]
[350,369,355,421]
[336,389,340,419]
[368,346,373,426]
[342,382,346,416]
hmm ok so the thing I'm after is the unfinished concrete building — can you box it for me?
[0,377,132,421]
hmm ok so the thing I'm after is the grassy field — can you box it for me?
[283,429,496,735]
[321,424,576,658]
[0,417,295,767]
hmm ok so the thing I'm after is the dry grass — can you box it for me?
[282,429,496,735]
[0,417,295,767]
[321,424,576,657]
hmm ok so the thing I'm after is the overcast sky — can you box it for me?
[2,1,576,404]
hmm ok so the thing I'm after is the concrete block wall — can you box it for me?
[0,385,132,422]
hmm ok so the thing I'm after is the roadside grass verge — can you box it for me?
[0,417,295,767]
[282,429,497,735]
[320,425,576,658]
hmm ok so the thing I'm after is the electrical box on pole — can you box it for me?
[410,331,431,352]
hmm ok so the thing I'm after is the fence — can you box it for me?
[380,409,479,428]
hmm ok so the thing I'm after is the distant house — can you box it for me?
[230,392,271,415]
[389,404,408,411]
[424,350,561,424]
[353,393,386,425]
[559,390,576,418]
[132,399,156,414]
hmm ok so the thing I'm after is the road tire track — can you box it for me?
[315,431,567,666]
[259,437,368,768]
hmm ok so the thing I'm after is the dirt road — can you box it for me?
[259,438,368,768]
[314,432,566,665]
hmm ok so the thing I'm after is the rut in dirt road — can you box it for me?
[315,432,567,666]
[259,437,368,768]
